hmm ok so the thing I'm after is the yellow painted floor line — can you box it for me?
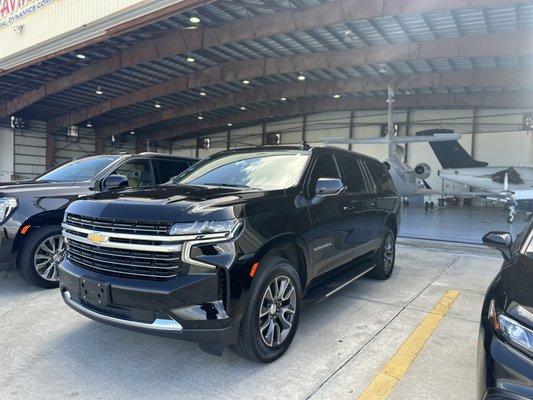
[357,289,460,400]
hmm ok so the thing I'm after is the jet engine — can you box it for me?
[414,163,431,180]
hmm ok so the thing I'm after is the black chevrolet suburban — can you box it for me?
[0,152,196,288]
[58,146,400,362]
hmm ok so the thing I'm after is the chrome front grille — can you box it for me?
[65,213,171,235]
[66,240,182,279]
[63,213,183,280]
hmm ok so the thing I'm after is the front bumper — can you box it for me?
[478,325,533,400]
[0,224,17,269]
[58,258,240,345]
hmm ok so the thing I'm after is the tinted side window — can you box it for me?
[156,159,191,184]
[308,153,340,195]
[112,159,154,188]
[336,154,367,193]
[368,161,396,194]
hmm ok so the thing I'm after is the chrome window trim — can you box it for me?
[520,226,533,255]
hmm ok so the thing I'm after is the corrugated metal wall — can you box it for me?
[13,120,47,180]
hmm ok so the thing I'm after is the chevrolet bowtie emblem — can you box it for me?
[87,232,107,245]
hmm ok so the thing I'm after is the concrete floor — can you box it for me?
[400,205,529,244]
[0,242,501,400]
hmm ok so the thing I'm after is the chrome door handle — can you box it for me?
[342,206,354,212]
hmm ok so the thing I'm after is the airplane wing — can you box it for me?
[323,133,461,144]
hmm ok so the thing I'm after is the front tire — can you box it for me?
[370,227,396,280]
[17,225,64,289]
[231,256,302,363]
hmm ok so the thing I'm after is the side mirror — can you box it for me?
[102,174,128,190]
[482,231,512,261]
[312,178,345,204]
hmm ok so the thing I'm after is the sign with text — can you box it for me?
[0,0,54,30]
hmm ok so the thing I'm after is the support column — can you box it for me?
[261,122,266,145]
[404,109,411,163]
[301,115,307,142]
[348,110,355,151]
[45,131,54,169]
[227,129,231,150]
[471,109,479,159]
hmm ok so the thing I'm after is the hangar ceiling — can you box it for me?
[0,0,532,152]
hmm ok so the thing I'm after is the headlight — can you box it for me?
[170,219,240,236]
[489,300,533,355]
[0,197,18,223]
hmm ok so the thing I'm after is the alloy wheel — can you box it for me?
[34,235,65,282]
[383,234,395,274]
[258,275,297,347]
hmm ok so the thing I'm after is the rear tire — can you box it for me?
[231,255,302,363]
[17,225,64,289]
[369,227,396,280]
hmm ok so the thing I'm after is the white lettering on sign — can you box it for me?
[0,0,54,30]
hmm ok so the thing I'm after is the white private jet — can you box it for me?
[418,130,533,222]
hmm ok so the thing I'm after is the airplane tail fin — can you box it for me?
[415,129,488,169]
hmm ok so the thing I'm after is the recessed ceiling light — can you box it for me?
[95,87,103,95]
[333,94,341,99]
[76,54,86,59]
[197,115,204,120]
[297,74,306,81]
[189,16,200,24]
[378,64,387,73]
[86,121,92,127]
[155,101,161,108]
[242,79,250,85]
[280,97,287,101]
[240,105,246,110]
[227,123,233,127]
[199,90,206,96]
[130,130,135,135]
[186,56,195,63]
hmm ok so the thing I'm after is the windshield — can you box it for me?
[174,151,309,190]
[37,156,120,182]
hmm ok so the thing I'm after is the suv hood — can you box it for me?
[66,184,273,223]
[0,181,79,196]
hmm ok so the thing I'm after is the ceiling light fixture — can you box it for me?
[199,90,207,96]
[198,115,204,120]
[240,105,246,110]
[155,101,162,108]
[227,123,233,127]
[333,94,341,99]
[378,64,388,74]
[86,121,92,128]
[189,16,200,24]
[95,87,103,95]
[76,54,86,59]
[130,130,135,135]
[297,74,306,81]
[186,56,195,63]
[242,79,250,85]
[280,97,287,101]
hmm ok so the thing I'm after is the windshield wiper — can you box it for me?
[201,182,255,189]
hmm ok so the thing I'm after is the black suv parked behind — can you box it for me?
[58,146,400,362]
[0,152,196,288]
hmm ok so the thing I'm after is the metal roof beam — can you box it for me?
[96,67,533,138]
[148,90,533,142]
[1,0,523,118]
[48,30,533,131]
